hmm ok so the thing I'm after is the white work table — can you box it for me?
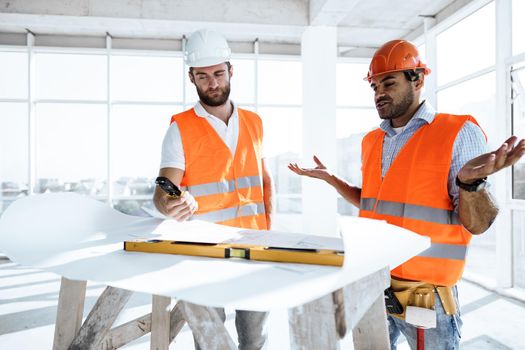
[0,193,429,349]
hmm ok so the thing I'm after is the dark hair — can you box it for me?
[189,61,232,75]
[403,69,425,82]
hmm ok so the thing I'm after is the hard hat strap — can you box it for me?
[404,69,425,82]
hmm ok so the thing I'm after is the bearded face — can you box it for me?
[195,80,231,107]
[370,71,420,124]
[190,63,232,107]
[375,84,415,120]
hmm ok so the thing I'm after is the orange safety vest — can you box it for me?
[170,108,267,230]
[359,114,484,286]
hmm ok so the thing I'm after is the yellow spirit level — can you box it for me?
[124,239,344,267]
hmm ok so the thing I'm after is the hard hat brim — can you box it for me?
[186,57,230,68]
[364,67,431,82]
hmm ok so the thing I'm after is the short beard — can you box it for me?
[377,88,414,120]
[196,83,231,107]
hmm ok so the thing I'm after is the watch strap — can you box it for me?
[455,176,487,192]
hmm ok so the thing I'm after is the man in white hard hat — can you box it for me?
[154,28,273,350]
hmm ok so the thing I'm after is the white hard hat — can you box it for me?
[184,29,231,68]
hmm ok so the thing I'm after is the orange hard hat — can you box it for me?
[365,39,431,82]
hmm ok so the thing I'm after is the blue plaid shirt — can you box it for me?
[379,101,487,211]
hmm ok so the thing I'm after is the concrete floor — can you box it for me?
[1,257,524,350]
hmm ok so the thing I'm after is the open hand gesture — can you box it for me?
[458,136,525,183]
[288,155,332,182]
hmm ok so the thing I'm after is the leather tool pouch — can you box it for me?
[388,278,457,320]
[436,286,457,316]
[389,278,435,320]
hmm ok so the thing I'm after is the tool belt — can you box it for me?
[387,277,457,320]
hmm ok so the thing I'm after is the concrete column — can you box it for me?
[301,26,338,236]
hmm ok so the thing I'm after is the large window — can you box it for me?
[109,54,184,215]
[436,2,495,86]
[111,55,183,102]
[512,66,525,199]
[34,52,108,198]
[436,2,497,282]
[335,62,377,216]
[0,103,28,213]
[0,45,303,217]
[260,106,302,213]
[35,103,108,195]
[36,53,107,100]
[499,0,525,293]
[257,59,303,213]
[0,50,28,214]
[258,60,302,105]
[438,72,496,136]
[0,52,27,99]
[512,64,525,290]
[512,0,525,56]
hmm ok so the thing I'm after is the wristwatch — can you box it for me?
[455,176,487,192]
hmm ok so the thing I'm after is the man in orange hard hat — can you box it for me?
[289,39,525,349]
[154,29,273,350]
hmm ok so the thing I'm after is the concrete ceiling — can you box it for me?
[0,0,472,54]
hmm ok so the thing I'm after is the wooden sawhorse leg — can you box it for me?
[289,267,391,350]
[53,277,87,350]
[179,301,236,350]
[52,279,187,349]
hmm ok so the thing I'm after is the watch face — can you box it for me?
[475,181,487,192]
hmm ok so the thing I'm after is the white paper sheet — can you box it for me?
[0,193,430,311]
[223,230,344,251]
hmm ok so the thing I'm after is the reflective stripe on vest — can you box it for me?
[360,197,460,225]
[192,202,265,223]
[360,197,376,211]
[418,243,467,260]
[181,175,262,197]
